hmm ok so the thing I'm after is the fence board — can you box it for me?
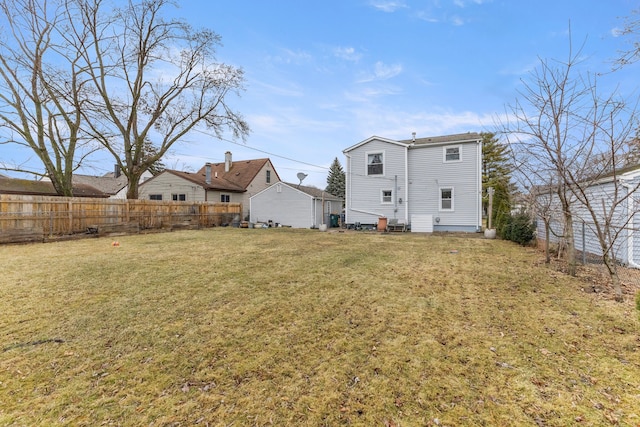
[0,195,241,242]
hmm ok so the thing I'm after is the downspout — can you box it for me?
[344,152,351,224]
[405,143,410,224]
[476,138,482,232]
[621,180,640,269]
[394,175,398,217]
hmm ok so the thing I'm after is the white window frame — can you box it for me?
[381,189,393,204]
[149,194,162,201]
[276,183,282,193]
[172,193,186,201]
[366,150,385,176]
[443,145,462,163]
[439,187,454,211]
[220,194,230,203]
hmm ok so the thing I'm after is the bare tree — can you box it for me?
[69,0,249,198]
[613,9,640,69]
[503,37,640,301]
[0,0,97,195]
[502,42,587,277]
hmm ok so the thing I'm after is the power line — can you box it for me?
[193,129,330,170]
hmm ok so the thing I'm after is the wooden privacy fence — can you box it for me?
[0,194,242,243]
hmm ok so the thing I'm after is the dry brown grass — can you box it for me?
[0,228,639,426]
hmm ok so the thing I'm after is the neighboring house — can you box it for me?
[72,165,153,199]
[535,165,640,268]
[250,182,344,229]
[138,151,279,219]
[0,176,107,197]
[343,132,483,232]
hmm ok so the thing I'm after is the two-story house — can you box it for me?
[343,132,483,232]
[138,151,279,220]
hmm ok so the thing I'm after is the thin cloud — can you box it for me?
[357,61,403,83]
[267,48,313,65]
[369,1,407,13]
[334,46,362,62]
[451,15,465,26]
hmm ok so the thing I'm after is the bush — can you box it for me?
[499,212,535,246]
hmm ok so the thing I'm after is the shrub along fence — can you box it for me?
[0,195,242,243]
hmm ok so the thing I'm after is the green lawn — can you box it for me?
[0,228,639,426]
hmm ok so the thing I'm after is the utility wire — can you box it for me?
[193,129,330,170]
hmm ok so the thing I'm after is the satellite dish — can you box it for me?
[296,172,308,186]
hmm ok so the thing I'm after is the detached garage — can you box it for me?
[250,182,343,229]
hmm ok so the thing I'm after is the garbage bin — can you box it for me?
[377,217,387,232]
[330,214,339,228]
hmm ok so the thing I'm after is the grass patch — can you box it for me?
[1,228,639,426]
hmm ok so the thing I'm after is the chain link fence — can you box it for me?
[536,216,640,288]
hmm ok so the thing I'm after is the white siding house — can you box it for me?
[138,152,279,219]
[536,166,640,268]
[250,182,343,229]
[343,132,483,232]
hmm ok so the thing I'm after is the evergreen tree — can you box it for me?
[326,157,345,200]
[481,132,513,231]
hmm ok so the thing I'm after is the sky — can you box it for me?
[2,0,640,189]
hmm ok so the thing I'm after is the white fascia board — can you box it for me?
[343,136,409,153]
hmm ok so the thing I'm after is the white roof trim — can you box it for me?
[343,136,409,153]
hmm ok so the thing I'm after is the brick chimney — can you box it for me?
[224,151,232,173]
[205,163,211,184]
[114,164,121,178]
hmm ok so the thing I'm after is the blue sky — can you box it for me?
[3,1,640,189]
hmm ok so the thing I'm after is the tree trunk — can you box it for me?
[564,213,577,276]
[544,218,551,264]
[126,173,141,200]
[602,254,623,302]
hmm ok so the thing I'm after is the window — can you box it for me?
[381,189,392,204]
[444,146,461,162]
[220,194,230,203]
[367,152,384,175]
[266,170,271,183]
[172,194,186,201]
[440,188,453,211]
[149,194,162,200]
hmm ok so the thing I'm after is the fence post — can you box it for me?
[582,221,586,265]
[68,200,73,234]
[49,211,53,237]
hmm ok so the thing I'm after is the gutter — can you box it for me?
[621,180,640,269]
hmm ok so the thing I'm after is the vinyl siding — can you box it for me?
[408,141,480,231]
[236,160,279,219]
[345,137,481,230]
[138,173,206,201]
[536,179,639,265]
[345,139,408,224]
[250,183,315,228]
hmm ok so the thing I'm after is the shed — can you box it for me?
[250,182,343,229]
